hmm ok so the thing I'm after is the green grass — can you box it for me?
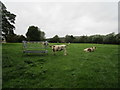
[2,43,119,88]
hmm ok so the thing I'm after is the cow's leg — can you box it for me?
[53,49,56,55]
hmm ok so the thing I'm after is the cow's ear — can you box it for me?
[50,45,52,47]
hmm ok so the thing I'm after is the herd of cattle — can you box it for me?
[42,41,96,55]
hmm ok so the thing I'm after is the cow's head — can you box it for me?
[49,45,55,49]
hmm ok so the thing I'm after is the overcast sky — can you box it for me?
[2,1,118,38]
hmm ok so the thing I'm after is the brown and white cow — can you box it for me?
[41,41,49,48]
[50,45,67,55]
[84,46,96,52]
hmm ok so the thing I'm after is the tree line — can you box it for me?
[2,25,45,43]
[1,1,120,44]
[48,33,120,44]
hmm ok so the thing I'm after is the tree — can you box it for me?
[17,35,26,42]
[49,35,60,43]
[1,1,16,41]
[73,36,80,43]
[40,31,45,41]
[70,35,75,43]
[6,34,26,43]
[26,26,45,41]
[91,35,103,44]
[79,36,88,43]
[65,35,75,43]
[87,36,93,43]
[65,35,70,43]
[103,32,116,44]
[115,33,120,44]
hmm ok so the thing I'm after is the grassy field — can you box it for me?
[2,43,119,88]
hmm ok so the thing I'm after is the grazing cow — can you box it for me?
[84,46,96,52]
[50,45,67,55]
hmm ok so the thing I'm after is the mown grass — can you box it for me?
[2,43,119,88]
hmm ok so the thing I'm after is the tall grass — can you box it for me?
[2,43,119,88]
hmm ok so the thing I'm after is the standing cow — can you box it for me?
[50,45,67,55]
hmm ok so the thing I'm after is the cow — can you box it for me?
[50,45,67,55]
[41,41,49,48]
[84,46,96,52]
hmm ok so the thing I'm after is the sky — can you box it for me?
[1,0,118,38]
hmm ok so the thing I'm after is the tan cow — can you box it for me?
[50,45,67,55]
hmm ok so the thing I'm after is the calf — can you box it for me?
[50,45,67,55]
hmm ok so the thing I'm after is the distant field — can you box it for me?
[2,43,119,88]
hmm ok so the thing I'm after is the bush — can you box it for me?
[6,34,26,43]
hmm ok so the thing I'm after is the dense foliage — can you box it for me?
[1,1,16,42]
[48,32,120,44]
[26,26,45,41]
[49,35,60,43]
[6,34,26,43]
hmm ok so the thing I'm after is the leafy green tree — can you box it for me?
[65,35,70,43]
[1,1,16,41]
[87,36,93,43]
[91,35,103,44]
[115,33,120,44]
[40,31,45,41]
[73,36,80,43]
[26,26,45,41]
[59,37,65,43]
[6,34,26,43]
[70,35,75,43]
[103,32,116,44]
[79,36,88,43]
[17,35,26,42]
[49,35,60,43]
[65,35,75,43]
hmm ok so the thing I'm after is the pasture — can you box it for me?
[2,43,119,88]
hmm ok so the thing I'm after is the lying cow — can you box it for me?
[84,46,96,52]
[50,45,67,55]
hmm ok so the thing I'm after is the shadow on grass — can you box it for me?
[22,53,49,57]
